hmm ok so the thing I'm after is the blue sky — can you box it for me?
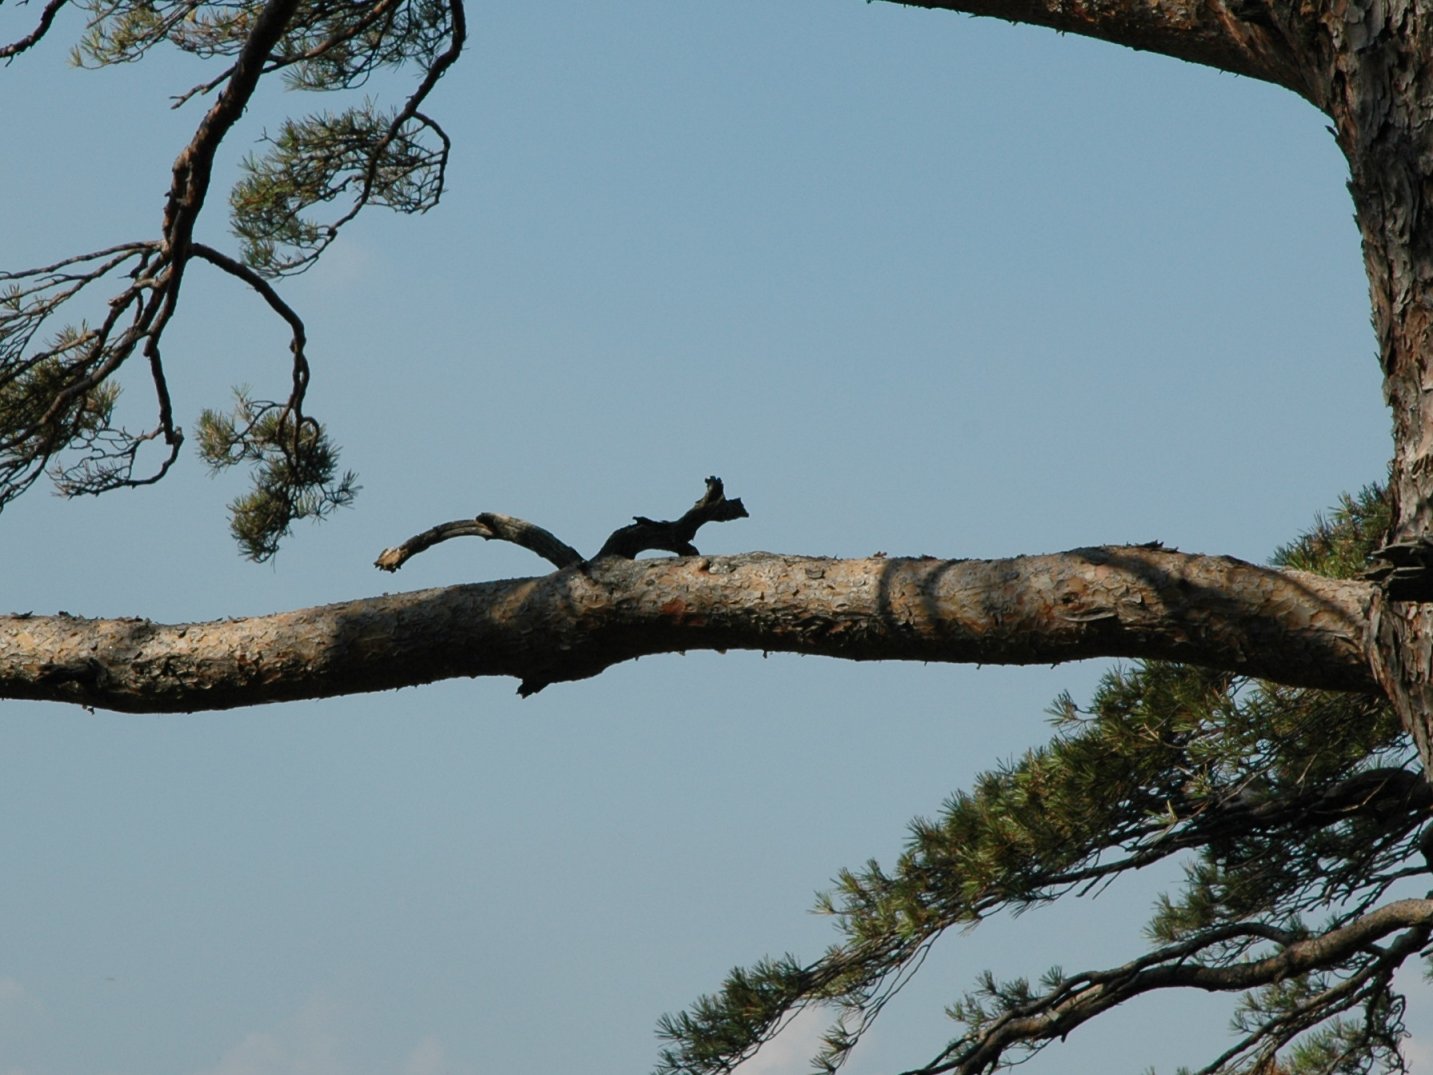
[0,1,1409,1073]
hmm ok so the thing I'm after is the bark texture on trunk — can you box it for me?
[0,547,1374,712]
[1315,0,1433,769]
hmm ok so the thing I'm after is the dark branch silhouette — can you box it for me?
[374,476,748,571]
[0,0,69,60]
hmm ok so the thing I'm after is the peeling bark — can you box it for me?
[0,547,1375,713]
[1313,0,1433,769]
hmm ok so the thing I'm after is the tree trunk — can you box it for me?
[1312,0,1433,770]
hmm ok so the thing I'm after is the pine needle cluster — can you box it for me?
[232,102,448,275]
[196,389,357,560]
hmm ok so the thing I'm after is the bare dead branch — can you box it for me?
[594,476,749,559]
[375,477,746,572]
[375,514,583,572]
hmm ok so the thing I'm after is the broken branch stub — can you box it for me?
[594,476,748,560]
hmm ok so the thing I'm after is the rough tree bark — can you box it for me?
[1317,0,1433,772]
[0,545,1374,712]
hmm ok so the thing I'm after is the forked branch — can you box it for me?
[917,899,1433,1075]
[374,476,748,571]
[595,476,749,559]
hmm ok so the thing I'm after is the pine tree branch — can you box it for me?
[0,0,310,510]
[162,0,306,258]
[0,0,69,59]
[189,243,311,458]
[917,761,1432,917]
[880,0,1312,98]
[0,546,1376,712]
[918,899,1433,1075]
[241,0,466,274]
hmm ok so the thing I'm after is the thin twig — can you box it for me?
[0,0,70,60]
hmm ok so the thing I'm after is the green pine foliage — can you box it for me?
[72,0,449,73]
[231,103,448,275]
[196,389,357,560]
[0,331,116,458]
[0,318,122,501]
[277,0,454,92]
[658,487,1427,1075]
[1273,485,1391,580]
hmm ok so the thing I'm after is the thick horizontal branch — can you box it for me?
[882,0,1311,98]
[0,546,1376,712]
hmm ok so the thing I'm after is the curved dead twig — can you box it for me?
[375,514,583,572]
